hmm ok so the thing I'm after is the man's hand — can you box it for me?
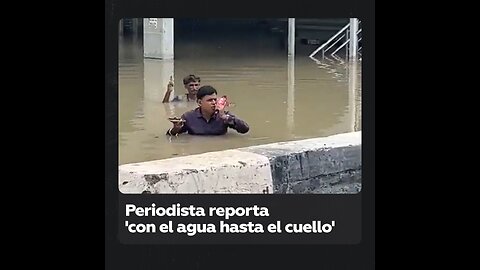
[216,96,228,111]
[172,120,185,129]
[216,99,229,120]
[168,117,186,135]
[166,82,174,94]
[162,77,175,103]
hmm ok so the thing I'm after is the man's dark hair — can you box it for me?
[196,85,217,100]
[183,74,201,85]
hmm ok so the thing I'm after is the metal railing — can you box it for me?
[309,20,362,60]
[332,28,362,55]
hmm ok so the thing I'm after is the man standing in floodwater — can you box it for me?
[166,85,249,136]
[162,74,201,103]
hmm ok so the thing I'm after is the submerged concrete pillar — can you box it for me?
[288,18,295,57]
[348,60,359,132]
[143,18,174,59]
[349,18,358,60]
[143,59,174,134]
[287,56,295,134]
[143,59,174,102]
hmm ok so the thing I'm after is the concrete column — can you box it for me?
[144,58,174,102]
[143,18,174,59]
[287,56,295,134]
[349,18,358,60]
[348,60,358,132]
[288,18,295,57]
[143,59,175,134]
[287,18,296,134]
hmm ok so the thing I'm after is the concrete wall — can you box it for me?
[119,131,361,194]
[143,18,174,59]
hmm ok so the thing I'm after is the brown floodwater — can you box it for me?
[118,22,361,164]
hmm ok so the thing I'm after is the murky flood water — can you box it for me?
[119,22,361,165]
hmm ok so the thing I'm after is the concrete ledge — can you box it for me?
[240,131,361,193]
[119,150,273,194]
[118,131,361,194]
